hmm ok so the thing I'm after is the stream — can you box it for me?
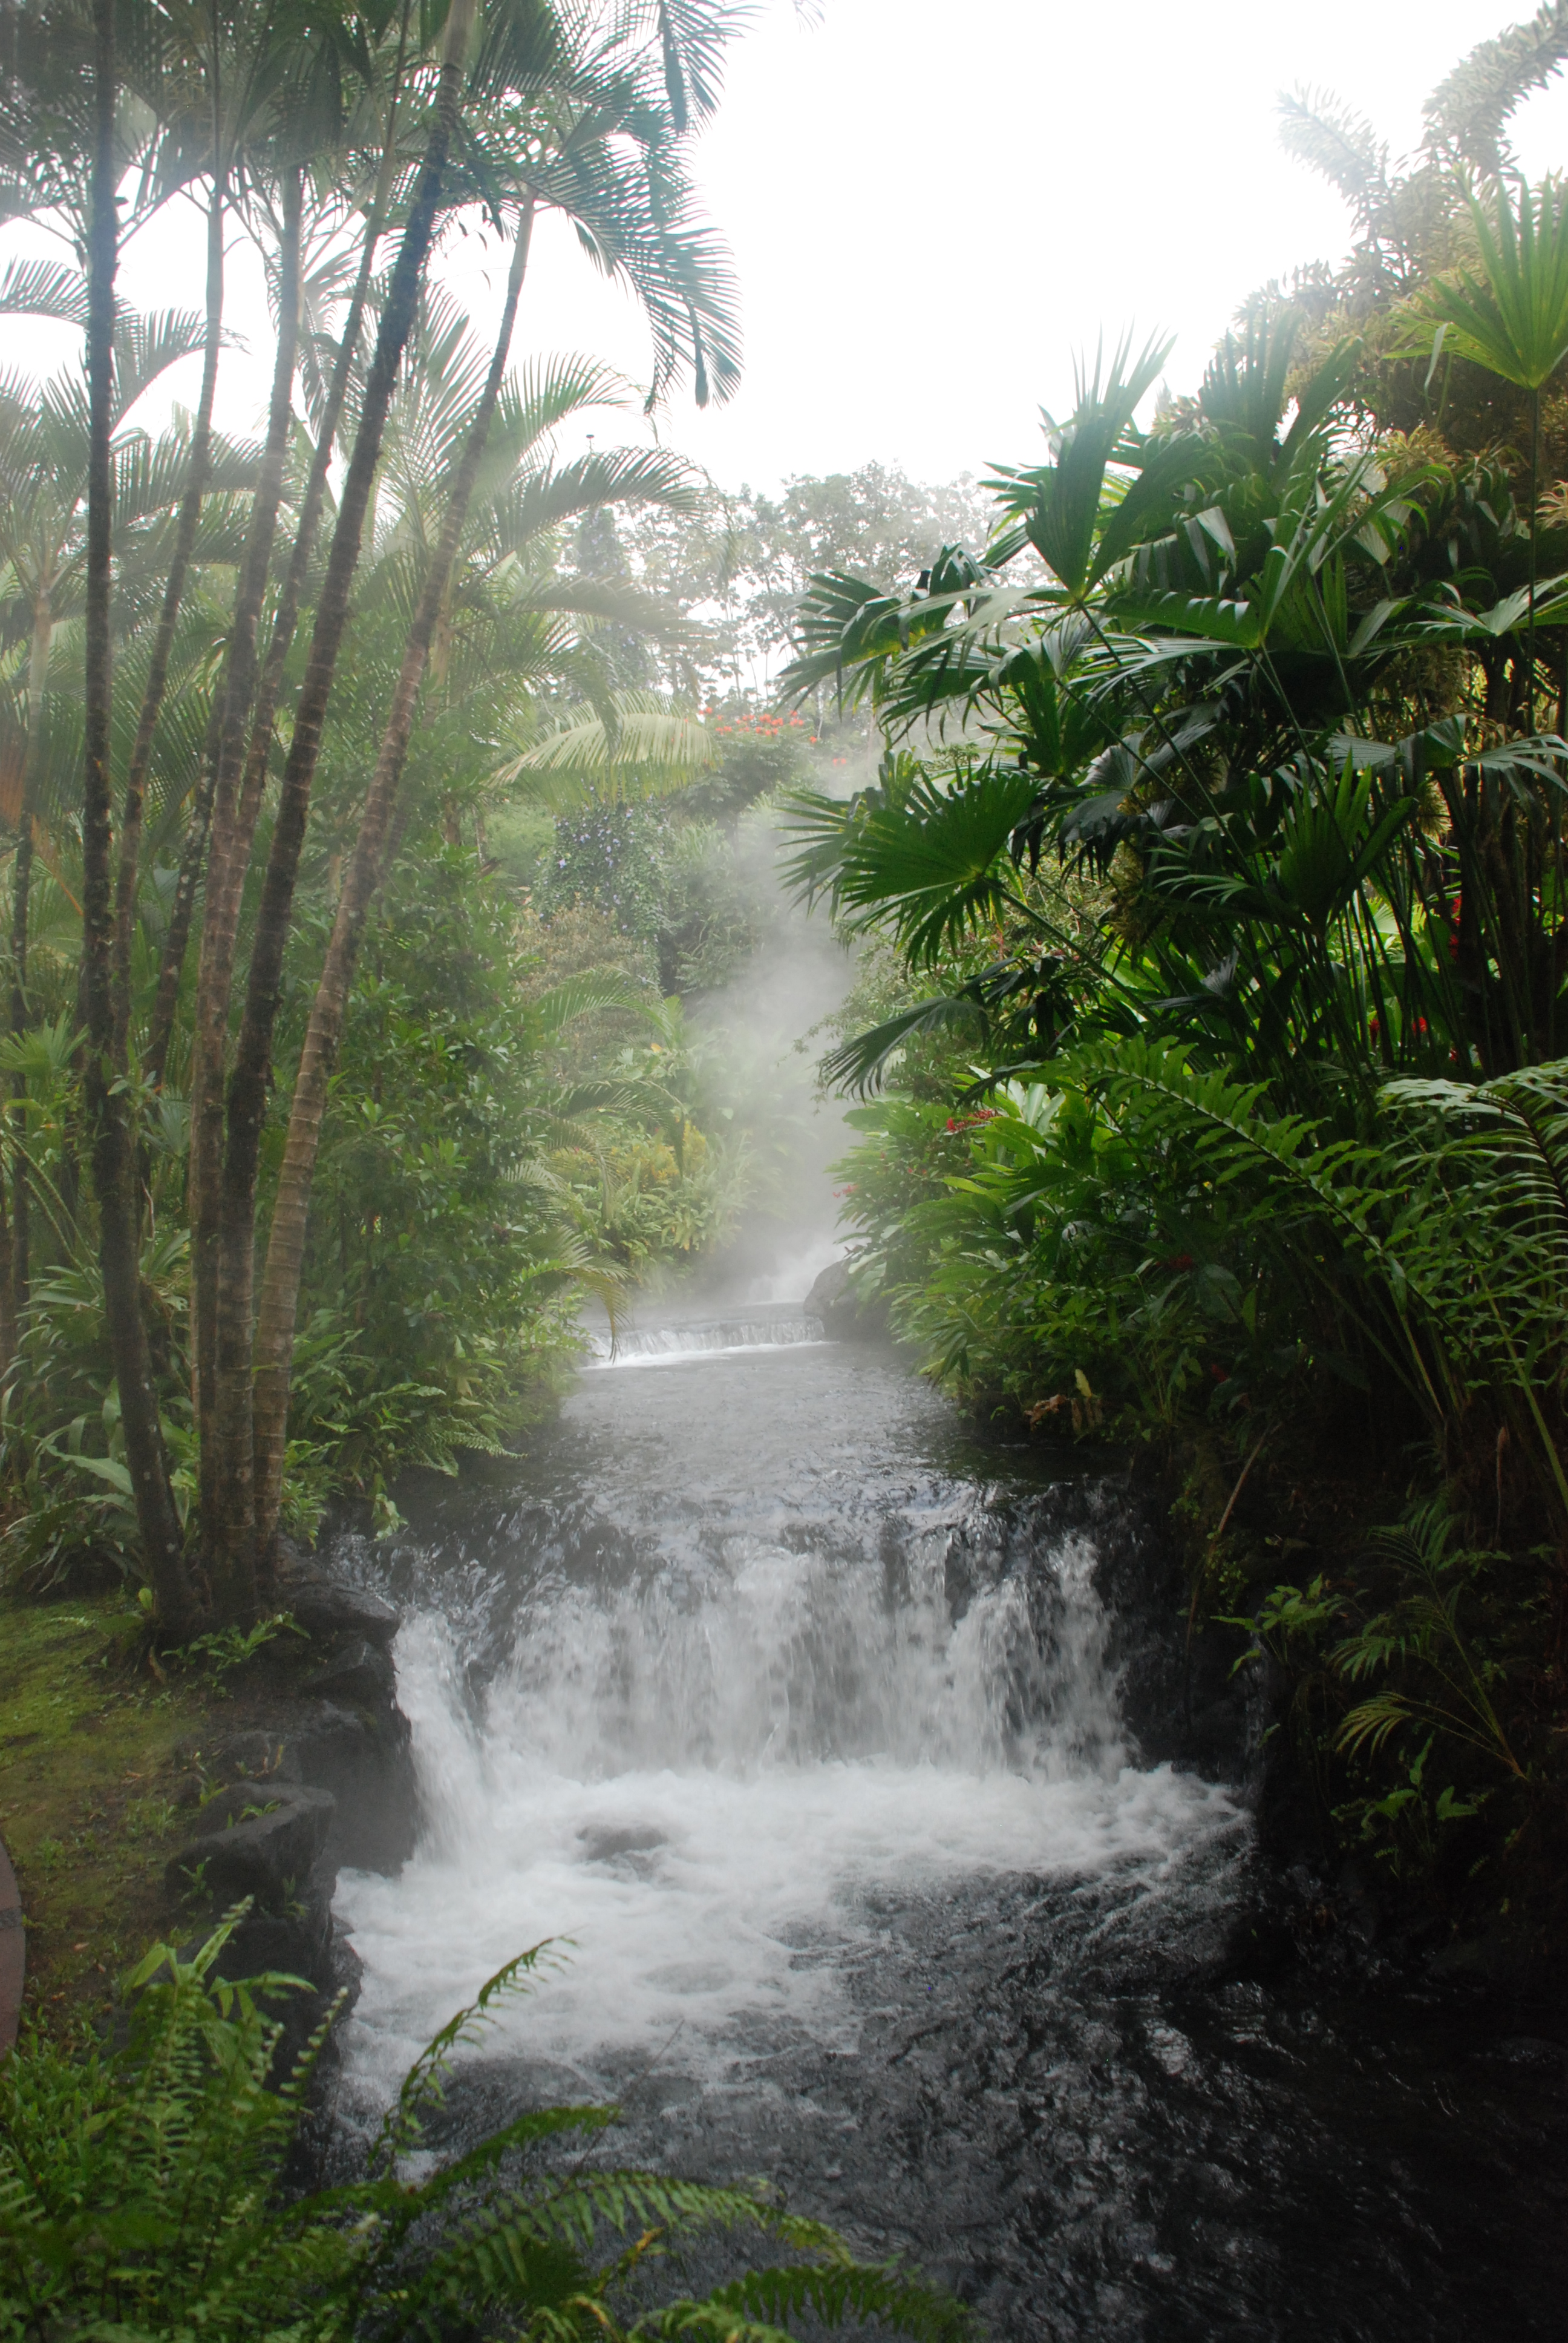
[327,1302,1568,2340]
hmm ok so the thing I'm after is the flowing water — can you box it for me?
[329,1305,1568,2340]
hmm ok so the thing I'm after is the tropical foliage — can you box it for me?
[0,0,773,1620]
[783,20,1568,1931]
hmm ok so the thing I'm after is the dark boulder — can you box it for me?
[302,1636,397,1712]
[165,1784,336,1912]
[284,1576,400,1653]
[805,1257,887,1342]
[287,1698,414,1871]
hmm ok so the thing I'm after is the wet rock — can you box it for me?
[804,1257,850,1320]
[1483,2036,1568,2083]
[289,1698,414,1872]
[302,1636,396,1711]
[223,1877,335,1978]
[165,1783,335,1911]
[287,1697,380,1774]
[159,1549,418,2126]
[804,1256,887,1341]
[284,1576,401,1652]
[174,1607,414,1874]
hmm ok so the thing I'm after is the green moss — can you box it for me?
[0,1593,223,2030]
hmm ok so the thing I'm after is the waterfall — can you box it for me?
[333,1319,1235,2102]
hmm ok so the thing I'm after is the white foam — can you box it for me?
[585,1316,827,1369]
[335,1539,1236,2102]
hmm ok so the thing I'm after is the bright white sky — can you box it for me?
[11,0,1568,494]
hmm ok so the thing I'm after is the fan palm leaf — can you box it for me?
[1422,175,1568,392]
[781,755,1042,965]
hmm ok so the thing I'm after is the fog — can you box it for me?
[12,2,1567,494]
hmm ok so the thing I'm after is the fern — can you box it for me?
[0,1916,969,2343]
[645,2257,977,2343]
[1012,1043,1568,1486]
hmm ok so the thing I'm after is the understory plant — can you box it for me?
[0,1908,968,2343]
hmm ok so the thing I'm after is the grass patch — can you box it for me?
[0,1592,293,2031]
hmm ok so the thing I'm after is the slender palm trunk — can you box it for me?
[144,18,412,1091]
[111,171,225,1068]
[204,0,476,1618]
[80,0,195,1632]
[0,1161,14,1381]
[252,201,534,1557]
[145,690,223,1091]
[8,596,51,1319]
[187,163,302,1541]
[1528,383,1541,738]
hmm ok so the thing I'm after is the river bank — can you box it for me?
[0,1548,414,2044]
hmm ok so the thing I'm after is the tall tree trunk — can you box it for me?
[0,1157,15,1381]
[80,0,195,1633]
[143,13,414,1092]
[187,162,302,1546]
[1527,384,1541,738]
[204,0,477,1620]
[8,595,52,1320]
[144,689,223,1091]
[111,169,226,1068]
[252,200,534,1557]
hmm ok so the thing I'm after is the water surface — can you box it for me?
[332,1310,1568,2339]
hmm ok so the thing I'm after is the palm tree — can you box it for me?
[143,1,421,1087]
[183,152,306,1589]
[201,0,746,1616]
[108,0,377,1055]
[194,0,483,1615]
[249,329,702,1556]
[76,0,196,1630]
[4,0,750,1626]
[0,297,211,1318]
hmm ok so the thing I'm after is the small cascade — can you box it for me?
[584,1309,825,1366]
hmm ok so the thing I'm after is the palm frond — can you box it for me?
[1276,87,1393,234]
[1422,1,1568,174]
[820,994,987,1098]
[503,692,716,804]
[1419,176,1568,391]
[780,756,1041,965]
[0,254,87,324]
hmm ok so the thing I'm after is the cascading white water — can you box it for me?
[333,1328,1235,2107]
[584,1312,826,1367]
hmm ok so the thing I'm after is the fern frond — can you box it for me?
[1336,1689,1419,1758]
[372,1942,565,2167]
[643,2258,976,2343]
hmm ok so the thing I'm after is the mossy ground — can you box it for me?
[0,1591,310,2032]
